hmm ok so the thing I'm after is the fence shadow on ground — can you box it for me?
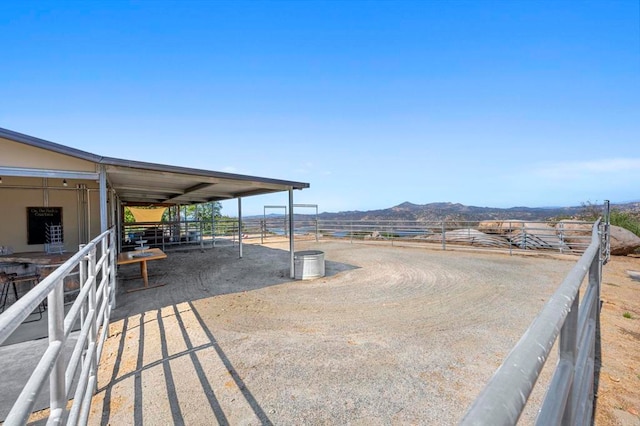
[91,301,273,425]
[90,243,358,424]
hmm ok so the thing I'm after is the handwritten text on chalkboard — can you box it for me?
[27,207,63,245]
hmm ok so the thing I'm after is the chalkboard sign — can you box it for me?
[27,207,63,245]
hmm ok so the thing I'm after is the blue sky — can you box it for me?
[1,1,638,216]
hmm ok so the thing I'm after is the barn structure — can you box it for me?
[0,127,309,275]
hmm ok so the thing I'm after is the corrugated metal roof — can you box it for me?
[0,127,309,204]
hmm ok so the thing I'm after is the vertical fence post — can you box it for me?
[212,215,216,248]
[590,239,602,315]
[350,221,353,244]
[79,243,87,353]
[48,275,66,419]
[87,248,98,392]
[260,219,264,244]
[509,221,513,256]
[560,294,579,424]
[603,200,611,263]
[109,230,117,309]
[200,220,204,249]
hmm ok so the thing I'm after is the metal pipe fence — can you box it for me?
[312,219,595,255]
[460,220,606,425]
[123,218,596,255]
[0,228,117,425]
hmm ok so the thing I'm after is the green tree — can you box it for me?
[125,202,223,224]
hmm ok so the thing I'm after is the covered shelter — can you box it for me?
[0,127,309,277]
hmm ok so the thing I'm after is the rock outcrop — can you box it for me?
[427,229,511,248]
[609,225,640,255]
[478,220,524,235]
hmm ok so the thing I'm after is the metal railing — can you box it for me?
[313,219,594,253]
[294,218,594,255]
[122,218,252,251]
[123,217,597,255]
[460,220,607,425]
[0,228,117,425]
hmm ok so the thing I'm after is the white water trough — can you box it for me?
[294,250,325,280]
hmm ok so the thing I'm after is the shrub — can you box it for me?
[609,210,640,237]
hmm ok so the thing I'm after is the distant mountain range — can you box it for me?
[297,201,640,222]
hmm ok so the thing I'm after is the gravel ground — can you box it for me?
[89,240,578,425]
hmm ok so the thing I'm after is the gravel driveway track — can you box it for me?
[89,241,576,425]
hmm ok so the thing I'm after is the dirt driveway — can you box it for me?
[86,240,638,425]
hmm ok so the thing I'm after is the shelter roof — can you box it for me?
[0,127,309,205]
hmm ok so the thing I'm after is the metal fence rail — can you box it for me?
[311,219,596,254]
[0,228,116,425]
[460,220,606,425]
[124,218,596,256]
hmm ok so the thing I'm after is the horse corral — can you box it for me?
[90,241,580,424]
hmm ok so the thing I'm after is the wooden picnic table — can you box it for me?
[117,248,167,292]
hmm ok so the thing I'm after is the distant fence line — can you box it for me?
[123,217,596,255]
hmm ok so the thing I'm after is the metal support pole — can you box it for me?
[116,198,123,254]
[238,198,243,259]
[315,205,319,242]
[109,188,116,229]
[289,189,295,279]
[441,221,446,250]
[109,229,117,309]
[99,165,108,233]
[86,186,92,240]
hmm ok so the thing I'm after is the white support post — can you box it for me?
[289,188,295,279]
[238,198,243,259]
[48,277,66,419]
[109,229,117,309]
[99,165,108,233]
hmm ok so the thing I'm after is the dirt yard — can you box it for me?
[595,254,640,425]
[86,240,639,425]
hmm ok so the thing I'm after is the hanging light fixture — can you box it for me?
[63,179,68,187]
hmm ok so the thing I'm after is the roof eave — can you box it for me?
[100,156,310,190]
